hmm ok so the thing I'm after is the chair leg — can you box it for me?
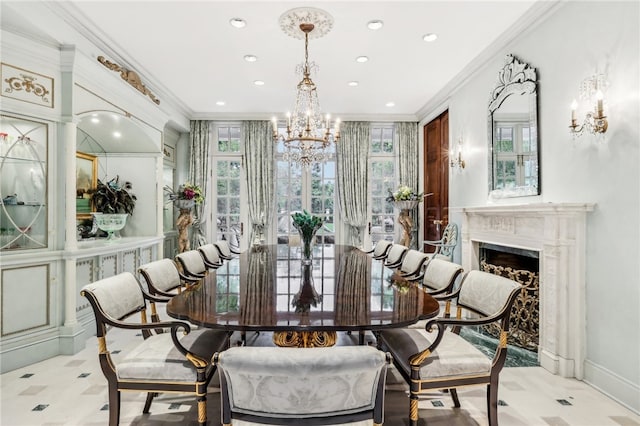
[143,392,156,414]
[487,383,498,426]
[108,383,120,426]
[197,396,207,426]
[409,393,419,426]
[450,388,461,408]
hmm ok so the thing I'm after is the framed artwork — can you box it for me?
[76,151,97,219]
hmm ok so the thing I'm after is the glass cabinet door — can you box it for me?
[0,115,48,250]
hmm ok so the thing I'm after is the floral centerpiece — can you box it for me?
[164,183,204,209]
[291,210,323,264]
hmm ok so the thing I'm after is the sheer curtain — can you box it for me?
[189,120,210,248]
[242,121,275,245]
[336,121,370,247]
[396,121,419,248]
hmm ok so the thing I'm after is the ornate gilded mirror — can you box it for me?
[488,54,539,198]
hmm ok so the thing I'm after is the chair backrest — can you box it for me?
[399,249,429,275]
[198,243,222,268]
[138,258,183,295]
[216,345,390,424]
[458,270,521,318]
[214,240,233,258]
[385,244,408,266]
[372,239,393,258]
[175,250,207,277]
[438,222,458,259]
[422,258,463,293]
[81,272,144,323]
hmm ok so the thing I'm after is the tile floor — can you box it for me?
[1,326,639,426]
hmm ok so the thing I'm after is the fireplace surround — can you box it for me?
[460,203,594,378]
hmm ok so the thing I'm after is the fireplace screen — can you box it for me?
[480,244,539,352]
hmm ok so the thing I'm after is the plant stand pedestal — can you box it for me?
[394,200,419,247]
[174,200,195,253]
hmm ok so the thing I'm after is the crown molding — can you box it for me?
[415,0,564,121]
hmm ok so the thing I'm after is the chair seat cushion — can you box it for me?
[378,328,491,379]
[117,329,229,382]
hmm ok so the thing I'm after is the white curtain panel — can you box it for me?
[396,122,419,248]
[242,121,275,245]
[336,121,370,247]
[189,120,210,248]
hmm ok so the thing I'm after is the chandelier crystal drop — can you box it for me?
[273,12,340,169]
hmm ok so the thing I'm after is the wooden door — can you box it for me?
[423,110,449,251]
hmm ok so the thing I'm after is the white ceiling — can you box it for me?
[3,1,542,121]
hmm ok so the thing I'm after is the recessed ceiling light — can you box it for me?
[348,81,359,87]
[113,131,122,138]
[216,101,226,106]
[253,80,265,86]
[385,102,395,107]
[423,33,438,42]
[356,56,369,63]
[367,20,383,30]
[229,18,246,28]
[244,54,257,62]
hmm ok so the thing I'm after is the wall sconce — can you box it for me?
[450,139,465,170]
[569,74,608,137]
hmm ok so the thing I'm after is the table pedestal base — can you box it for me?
[272,331,337,347]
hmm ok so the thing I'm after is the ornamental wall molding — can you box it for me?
[97,56,160,105]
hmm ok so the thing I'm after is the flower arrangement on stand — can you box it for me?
[385,184,426,247]
[164,183,204,252]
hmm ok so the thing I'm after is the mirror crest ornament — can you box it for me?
[488,54,539,198]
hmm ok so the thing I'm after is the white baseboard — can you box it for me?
[584,359,640,415]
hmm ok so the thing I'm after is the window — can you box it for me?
[212,123,243,251]
[369,125,396,244]
[493,119,537,189]
[274,125,336,255]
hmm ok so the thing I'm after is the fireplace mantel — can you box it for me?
[460,202,594,378]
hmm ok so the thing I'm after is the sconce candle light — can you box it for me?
[450,139,465,170]
[569,74,608,137]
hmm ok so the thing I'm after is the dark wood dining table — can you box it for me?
[166,244,440,347]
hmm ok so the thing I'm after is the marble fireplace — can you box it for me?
[460,203,594,379]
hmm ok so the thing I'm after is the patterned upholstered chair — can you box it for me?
[423,222,458,262]
[214,346,391,425]
[214,239,240,261]
[396,249,430,279]
[81,272,230,426]
[384,244,408,268]
[139,258,193,297]
[405,258,464,330]
[198,243,224,269]
[377,270,521,426]
[175,250,208,282]
[361,239,393,260]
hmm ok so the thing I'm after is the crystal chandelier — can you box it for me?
[273,10,340,169]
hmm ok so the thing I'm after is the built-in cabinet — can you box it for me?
[0,31,187,373]
[0,115,48,250]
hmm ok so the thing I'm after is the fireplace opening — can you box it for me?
[480,243,539,352]
[459,242,540,367]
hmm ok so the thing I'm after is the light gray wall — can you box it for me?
[434,1,639,411]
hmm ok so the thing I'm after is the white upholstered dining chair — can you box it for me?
[214,345,391,425]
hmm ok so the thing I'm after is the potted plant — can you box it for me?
[91,175,137,215]
[90,176,136,240]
